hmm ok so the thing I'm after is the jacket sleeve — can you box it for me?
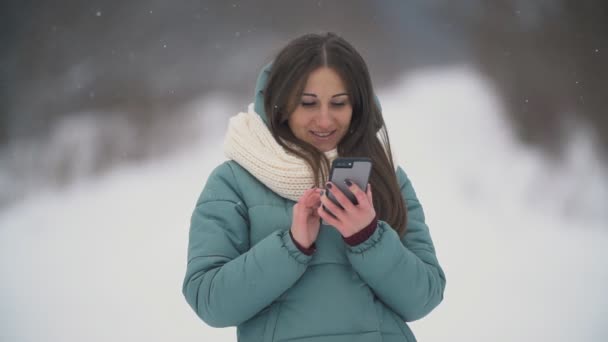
[182,162,313,328]
[345,166,446,322]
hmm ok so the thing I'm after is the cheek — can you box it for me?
[287,113,308,134]
[340,108,353,127]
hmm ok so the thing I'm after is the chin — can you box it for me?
[316,145,337,152]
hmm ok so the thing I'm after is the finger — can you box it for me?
[366,183,373,204]
[345,179,369,208]
[307,196,322,211]
[320,189,346,219]
[310,204,321,217]
[317,205,340,227]
[302,187,323,202]
[303,190,322,207]
[325,182,356,212]
[299,187,314,200]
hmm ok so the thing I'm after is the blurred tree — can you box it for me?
[450,0,608,161]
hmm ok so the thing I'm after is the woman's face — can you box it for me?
[288,67,353,152]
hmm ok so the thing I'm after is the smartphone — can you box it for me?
[322,157,372,223]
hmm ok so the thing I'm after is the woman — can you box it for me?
[182,32,445,342]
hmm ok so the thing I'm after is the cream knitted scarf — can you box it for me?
[224,104,338,202]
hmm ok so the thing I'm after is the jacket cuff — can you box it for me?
[347,221,388,254]
[279,230,314,264]
[289,230,317,256]
[343,216,378,246]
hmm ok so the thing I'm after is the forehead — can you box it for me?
[302,67,348,94]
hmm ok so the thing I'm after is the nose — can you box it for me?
[315,104,333,128]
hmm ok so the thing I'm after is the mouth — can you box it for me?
[309,130,337,140]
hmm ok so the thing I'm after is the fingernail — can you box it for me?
[344,179,352,187]
[326,182,332,189]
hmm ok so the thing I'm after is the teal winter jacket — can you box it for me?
[182,64,446,342]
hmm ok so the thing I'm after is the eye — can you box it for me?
[301,102,316,107]
[331,102,346,107]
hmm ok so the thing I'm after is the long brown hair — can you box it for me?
[263,32,407,237]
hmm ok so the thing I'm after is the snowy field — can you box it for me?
[1,66,607,342]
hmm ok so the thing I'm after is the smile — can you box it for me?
[310,130,336,138]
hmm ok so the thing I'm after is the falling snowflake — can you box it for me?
[95,11,101,17]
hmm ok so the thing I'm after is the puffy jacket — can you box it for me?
[182,64,446,342]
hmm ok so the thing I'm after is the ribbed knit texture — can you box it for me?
[224,104,338,202]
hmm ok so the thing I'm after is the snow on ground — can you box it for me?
[1,66,607,342]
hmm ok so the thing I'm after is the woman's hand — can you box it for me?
[290,187,323,249]
[318,181,376,238]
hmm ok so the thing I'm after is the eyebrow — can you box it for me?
[302,92,349,98]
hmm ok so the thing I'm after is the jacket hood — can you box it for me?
[253,62,273,127]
